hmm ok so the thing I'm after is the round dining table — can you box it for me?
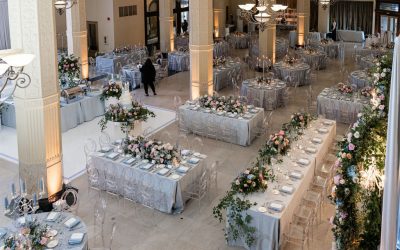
[295,49,327,70]
[273,61,311,86]
[241,78,287,110]
[348,70,371,89]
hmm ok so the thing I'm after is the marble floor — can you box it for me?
[0,42,362,249]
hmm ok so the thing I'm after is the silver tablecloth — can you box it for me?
[96,55,128,74]
[349,70,371,89]
[241,78,287,110]
[178,105,264,146]
[273,62,310,86]
[289,30,297,48]
[168,52,190,72]
[92,151,205,214]
[295,50,327,70]
[1,93,105,133]
[336,30,365,43]
[228,119,336,250]
[358,55,376,69]
[175,36,189,49]
[317,88,369,123]
[214,41,230,58]
[213,60,243,91]
[121,64,161,89]
[319,42,340,58]
[0,212,88,250]
[307,32,321,44]
[227,34,249,49]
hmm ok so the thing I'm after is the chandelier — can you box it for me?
[317,0,336,10]
[0,51,35,103]
[54,0,77,15]
[238,0,287,32]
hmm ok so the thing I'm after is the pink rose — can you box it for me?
[348,143,355,151]
[333,175,341,185]
[278,130,285,136]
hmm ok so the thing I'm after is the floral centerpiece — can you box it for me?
[284,55,296,65]
[267,130,290,155]
[4,220,49,250]
[213,57,226,67]
[58,54,80,88]
[198,95,245,114]
[101,82,123,100]
[231,165,272,194]
[124,136,180,165]
[99,101,155,132]
[288,112,312,130]
[337,82,353,94]
[360,86,373,97]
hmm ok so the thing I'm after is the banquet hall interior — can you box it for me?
[0,0,399,249]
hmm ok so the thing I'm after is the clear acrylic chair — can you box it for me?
[184,168,209,212]
[84,138,97,161]
[103,163,122,208]
[301,190,322,223]
[283,223,310,250]
[91,196,107,248]
[91,221,117,250]
[208,161,219,192]
[310,176,328,205]
[177,133,191,151]
[192,137,204,153]
[99,132,112,151]
[292,205,314,239]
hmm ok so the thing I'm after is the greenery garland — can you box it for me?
[213,112,314,246]
[329,53,392,249]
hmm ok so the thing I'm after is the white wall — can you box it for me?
[86,0,115,52]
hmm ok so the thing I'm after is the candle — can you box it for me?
[21,179,26,194]
[11,183,15,195]
[4,197,8,210]
[39,178,44,193]
[33,193,37,207]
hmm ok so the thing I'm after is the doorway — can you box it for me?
[144,0,160,53]
[173,0,189,35]
[87,21,98,57]
[380,15,398,38]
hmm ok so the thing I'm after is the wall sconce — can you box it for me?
[54,0,77,15]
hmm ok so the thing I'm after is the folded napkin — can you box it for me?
[318,128,328,133]
[106,152,119,160]
[188,157,200,164]
[17,217,26,225]
[217,112,224,116]
[123,158,136,165]
[312,137,323,144]
[280,185,295,194]
[249,109,258,113]
[306,147,317,154]
[244,114,253,119]
[181,149,191,156]
[140,163,154,170]
[157,168,169,176]
[268,203,284,212]
[64,217,81,229]
[247,105,254,109]
[177,166,190,173]
[100,147,112,153]
[323,121,334,126]
[290,171,303,179]
[46,212,60,222]
[169,174,181,180]
[191,106,199,111]
[68,233,85,245]
[298,158,310,166]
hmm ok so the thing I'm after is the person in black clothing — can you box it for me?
[139,58,157,96]
[332,18,337,41]
[182,20,188,33]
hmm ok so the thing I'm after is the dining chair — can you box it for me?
[283,223,310,250]
[301,190,322,223]
[192,137,204,153]
[292,205,314,239]
[208,161,219,192]
[99,132,112,151]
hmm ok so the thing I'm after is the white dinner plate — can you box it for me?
[46,239,59,249]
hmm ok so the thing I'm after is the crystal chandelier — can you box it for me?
[238,0,287,32]
[0,51,35,102]
[54,0,77,15]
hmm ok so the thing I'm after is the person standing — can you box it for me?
[182,20,188,33]
[332,18,337,41]
[139,58,157,96]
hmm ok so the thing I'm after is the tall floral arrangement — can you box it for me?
[198,95,245,114]
[329,53,392,249]
[58,54,80,85]
[101,83,122,100]
[4,220,50,250]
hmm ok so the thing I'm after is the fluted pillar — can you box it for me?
[8,0,63,197]
[189,0,214,99]
[213,0,226,38]
[318,4,330,33]
[259,25,276,63]
[297,0,310,46]
[66,0,89,79]
[160,0,174,52]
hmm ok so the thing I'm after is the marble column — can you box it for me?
[8,0,63,197]
[297,0,310,46]
[213,0,226,38]
[66,0,89,79]
[318,4,330,34]
[160,0,174,52]
[189,0,214,99]
[259,25,277,63]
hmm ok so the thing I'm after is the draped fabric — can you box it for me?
[310,0,319,32]
[330,1,373,35]
[0,0,10,50]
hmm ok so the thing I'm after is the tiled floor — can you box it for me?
[0,42,361,249]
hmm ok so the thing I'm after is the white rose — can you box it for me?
[339,179,345,184]
[381,72,386,78]
[354,131,360,139]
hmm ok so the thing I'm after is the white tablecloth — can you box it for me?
[228,119,336,250]
[355,47,388,57]
[307,32,321,44]
[358,55,376,69]
[273,62,310,86]
[175,35,189,49]
[178,105,264,146]
[121,63,161,89]
[336,30,365,43]
[92,150,205,214]
[1,92,105,132]
[168,51,190,72]
[241,78,287,110]
[317,88,369,124]
[213,60,243,91]
[227,33,250,49]
[349,70,371,89]
[318,42,340,58]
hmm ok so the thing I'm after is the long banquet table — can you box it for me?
[91,147,206,214]
[228,118,336,250]
[317,87,369,124]
[336,30,365,43]
[1,92,105,132]
[178,104,264,146]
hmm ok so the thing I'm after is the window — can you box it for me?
[119,5,137,18]
[379,2,399,12]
